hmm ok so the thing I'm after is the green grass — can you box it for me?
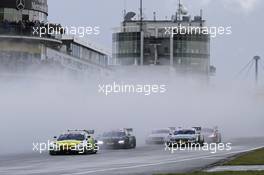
[224,148,264,165]
[158,171,264,175]
[158,148,264,175]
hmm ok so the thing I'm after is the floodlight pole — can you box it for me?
[254,56,260,85]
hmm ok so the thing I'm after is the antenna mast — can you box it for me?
[178,0,181,21]
[140,0,143,31]
[123,0,127,20]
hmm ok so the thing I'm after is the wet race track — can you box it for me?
[0,137,263,175]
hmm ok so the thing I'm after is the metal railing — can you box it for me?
[113,26,140,33]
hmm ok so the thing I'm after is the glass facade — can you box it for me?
[113,32,140,65]
[0,8,47,22]
[69,43,108,67]
[173,34,210,58]
[71,43,81,58]
[0,8,3,21]
[113,27,210,72]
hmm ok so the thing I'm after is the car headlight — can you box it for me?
[97,141,104,145]
[209,134,216,138]
[118,140,125,144]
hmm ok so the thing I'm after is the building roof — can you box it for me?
[61,35,111,56]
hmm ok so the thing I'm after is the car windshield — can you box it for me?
[103,131,126,137]
[57,133,85,141]
[152,130,170,134]
[174,130,195,135]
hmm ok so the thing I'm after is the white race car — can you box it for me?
[202,127,222,143]
[166,127,204,147]
[146,128,173,144]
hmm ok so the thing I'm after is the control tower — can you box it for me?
[113,1,213,74]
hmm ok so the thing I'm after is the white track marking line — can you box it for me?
[67,145,264,175]
[0,145,263,175]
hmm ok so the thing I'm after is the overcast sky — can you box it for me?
[48,0,264,81]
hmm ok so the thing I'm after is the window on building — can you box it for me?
[22,15,29,21]
[71,44,81,58]
[0,13,3,22]
[164,47,169,53]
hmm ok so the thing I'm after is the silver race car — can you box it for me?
[202,127,222,143]
[166,127,204,147]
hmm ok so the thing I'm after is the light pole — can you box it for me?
[253,56,261,85]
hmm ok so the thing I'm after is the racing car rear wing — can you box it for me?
[168,127,176,131]
[192,127,202,133]
[213,126,219,131]
[123,128,133,135]
[67,129,95,135]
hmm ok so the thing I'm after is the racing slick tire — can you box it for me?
[49,151,57,156]
[85,146,98,154]
[131,139,136,149]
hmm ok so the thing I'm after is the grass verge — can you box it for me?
[224,148,264,165]
[158,171,264,175]
[158,148,264,175]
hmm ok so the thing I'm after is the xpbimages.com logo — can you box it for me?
[164,141,232,154]
[32,141,100,154]
[98,82,167,96]
[32,22,100,38]
[164,25,232,38]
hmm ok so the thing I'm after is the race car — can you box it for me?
[97,128,136,149]
[146,128,173,144]
[49,129,98,155]
[166,127,204,147]
[202,127,222,143]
